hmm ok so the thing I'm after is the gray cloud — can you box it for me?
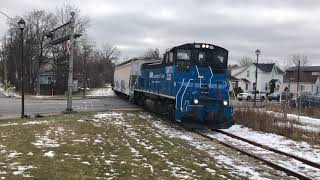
[1,0,320,66]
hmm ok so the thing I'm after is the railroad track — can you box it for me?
[195,130,320,180]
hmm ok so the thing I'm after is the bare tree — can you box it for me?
[100,43,120,63]
[238,56,254,67]
[24,10,57,95]
[287,53,310,67]
[143,48,160,59]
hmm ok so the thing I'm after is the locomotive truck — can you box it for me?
[113,43,233,129]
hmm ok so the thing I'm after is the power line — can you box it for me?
[0,9,17,24]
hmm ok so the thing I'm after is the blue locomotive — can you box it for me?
[114,43,233,129]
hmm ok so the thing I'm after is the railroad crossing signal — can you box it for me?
[45,11,81,112]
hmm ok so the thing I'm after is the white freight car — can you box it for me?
[113,58,160,97]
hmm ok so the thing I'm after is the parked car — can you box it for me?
[268,92,281,101]
[280,92,294,101]
[237,90,267,102]
[298,93,320,108]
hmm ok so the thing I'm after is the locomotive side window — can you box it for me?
[169,52,173,63]
[177,49,191,60]
[199,52,205,62]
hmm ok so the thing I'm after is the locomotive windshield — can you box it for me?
[195,48,228,70]
[174,48,228,71]
[177,49,191,60]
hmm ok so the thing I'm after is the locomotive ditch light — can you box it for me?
[194,99,199,104]
[223,100,228,106]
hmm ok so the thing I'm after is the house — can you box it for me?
[283,66,320,93]
[230,63,284,93]
[38,63,78,95]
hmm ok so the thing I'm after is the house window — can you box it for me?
[247,70,250,77]
[253,82,256,90]
[47,76,52,83]
[265,83,268,90]
[245,84,248,90]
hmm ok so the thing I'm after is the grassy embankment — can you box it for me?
[234,108,319,145]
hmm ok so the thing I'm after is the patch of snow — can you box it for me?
[81,162,90,165]
[86,88,115,97]
[32,134,60,148]
[44,151,55,157]
[0,87,21,98]
[266,110,320,128]
[205,168,216,175]
[10,164,34,177]
[193,162,207,167]
[8,151,23,158]
[94,112,123,119]
[0,123,19,127]
[22,121,49,125]
[224,125,320,163]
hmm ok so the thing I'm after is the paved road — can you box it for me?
[0,96,138,118]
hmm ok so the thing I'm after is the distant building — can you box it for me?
[283,66,320,93]
[230,63,284,93]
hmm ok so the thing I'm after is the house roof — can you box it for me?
[284,75,319,83]
[275,67,284,74]
[232,63,284,77]
[253,63,274,72]
[229,76,238,81]
[240,78,250,83]
[286,66,320,72]
[269,79,280,83]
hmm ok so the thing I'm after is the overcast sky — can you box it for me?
[1,0,320,66]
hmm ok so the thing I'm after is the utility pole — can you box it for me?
[66,11,75,112]
[296,60,300,109]
[3,36,7,90]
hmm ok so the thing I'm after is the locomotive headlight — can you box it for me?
[223,100,228,106]
[193,99,199,104]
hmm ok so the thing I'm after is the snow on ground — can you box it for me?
[146,117,283,180]
[43,151,55,157]
[266,110,320,128]
[209,126,320,179]
[86,88,115,97]
[32,126,65,148]
[224,125,320,163]
[0,86,21,98]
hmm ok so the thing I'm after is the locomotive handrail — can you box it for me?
[175,78,185,109]
[180,79,193,112]
[195,65,203,88]
[208,66,214,87]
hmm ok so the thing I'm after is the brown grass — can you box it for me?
[266,104,320,119]
[233,108,320,145]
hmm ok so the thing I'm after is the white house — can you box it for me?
[230,63,284,93]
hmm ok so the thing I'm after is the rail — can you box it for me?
[195,131,317,180]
